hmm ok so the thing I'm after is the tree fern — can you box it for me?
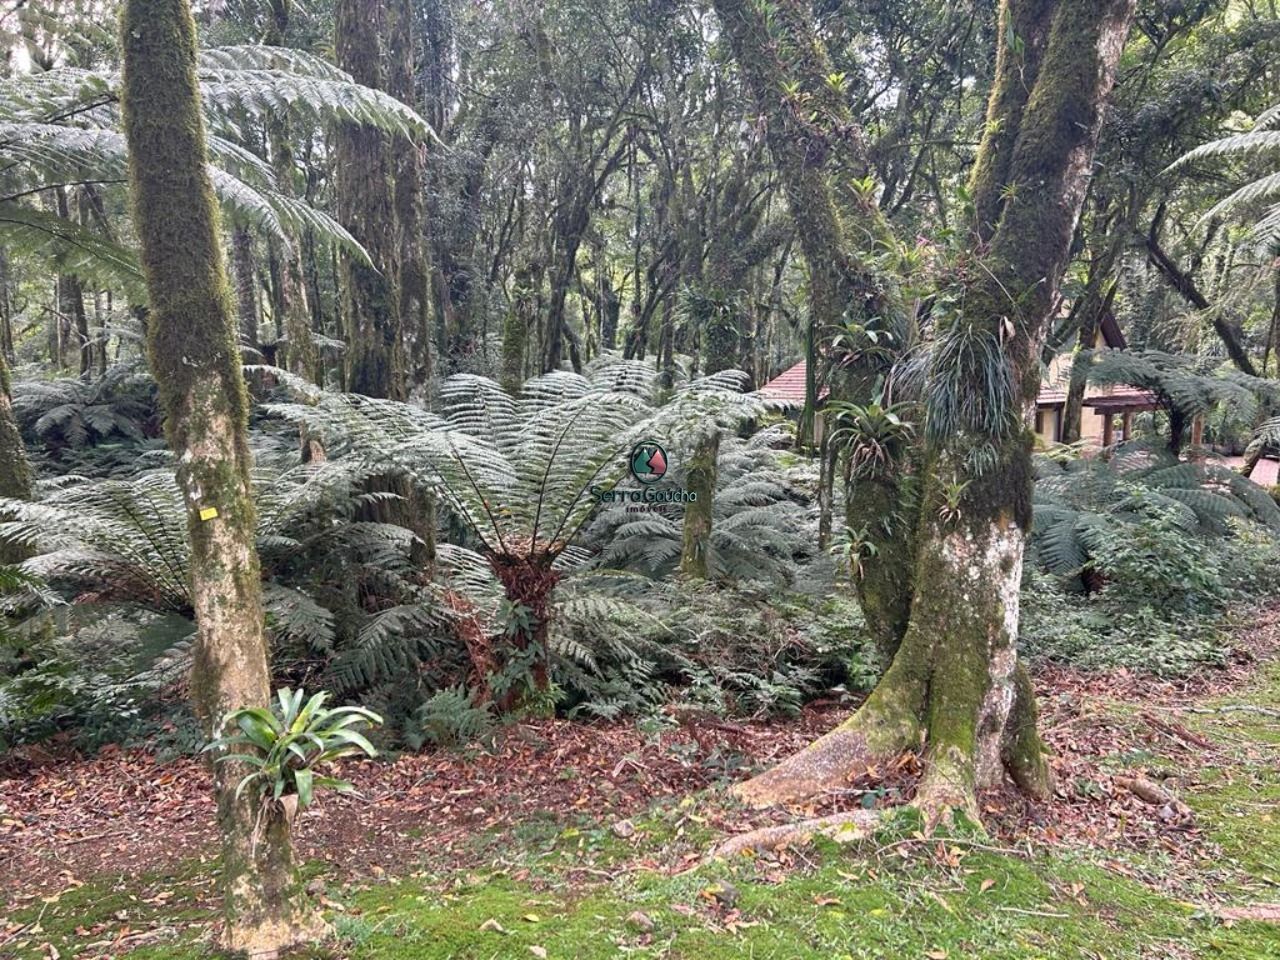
[1031,444,1280,581]
[1168,100,1280,249]
[0,42,435,286]
[1077,349,1277,442]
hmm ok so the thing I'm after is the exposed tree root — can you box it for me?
[709,809,884,860]
[729,643,927,808]
[728,723,900,809]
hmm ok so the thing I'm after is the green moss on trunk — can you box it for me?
[387,0,433,391]
[725,0,1134,819]
[0,351,33,563]
[0,352,32,506]
[502,266,535,395]
[335,0,405,401]
[846,472,916,661]
[119,0,322,950]
[679,429,719,580]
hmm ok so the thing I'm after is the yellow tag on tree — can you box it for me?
[199,507,219,521]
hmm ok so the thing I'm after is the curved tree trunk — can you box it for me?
[119,1,322,951]
[718,0,1135,824]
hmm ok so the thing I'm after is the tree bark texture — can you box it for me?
[119,1,321,950]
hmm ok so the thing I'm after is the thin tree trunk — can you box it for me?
[335,0,405,400]
[119,1,322,950]
[502,264,537,394]
[679,428,718,579]
[387,0,433,392]
[0,348,34,564]
[263,0,320,386]
[0,249,13,362]
[232,226,259,351]
[1142,232,1257,377]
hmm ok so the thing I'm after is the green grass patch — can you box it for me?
[10,660,1280,958]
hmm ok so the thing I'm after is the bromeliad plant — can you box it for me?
[205,688,382,811]
[828,399,917,478]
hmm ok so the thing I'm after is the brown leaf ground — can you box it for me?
[2,603,1277,907]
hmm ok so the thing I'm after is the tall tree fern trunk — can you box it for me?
[721,0,1135,823]
[0,350,34,563]
[119,1,322,951]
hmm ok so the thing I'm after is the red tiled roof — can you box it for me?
[759,361,828,406]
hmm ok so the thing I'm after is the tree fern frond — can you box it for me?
[1168,129,1280,171]
[0,200,143,295]
[197,45,356,81]
[196,70,434,142]
[263,583,336,652]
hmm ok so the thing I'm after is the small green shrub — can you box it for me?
[1085,501,1225,613]
[1020,569,1227,676]
[552,580,876,720]
[0,607,192,751]
[404,685,496,750]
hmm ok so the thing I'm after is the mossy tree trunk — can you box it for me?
[119,1,323,951]
[264,0,320,387]
[387,0,433,392]
[334,0,435,565]
[718,0,1136,823]
[0,358,26,503]
[712,0,908,654]
[679,428,719,579]
[231,225,259,351]
[334,0,405,400]
[502,264,537,394]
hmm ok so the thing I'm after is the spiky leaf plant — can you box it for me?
[205,687,382,810]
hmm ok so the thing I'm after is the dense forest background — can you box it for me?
[3,1,1277,403]
[1,0,1279,766]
